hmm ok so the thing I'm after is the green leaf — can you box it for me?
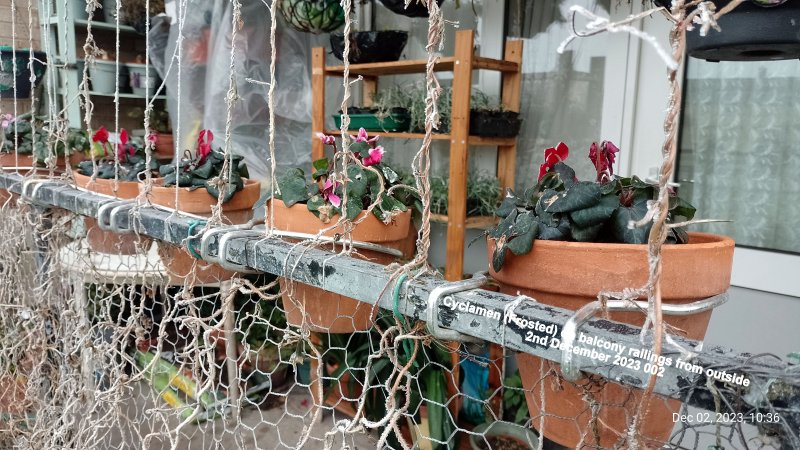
[570,222,603,242]
[507,221,537,256]
[672,226,689,244]
[669,195,696,222]
[380,164,399,184]
[536,171,563,192]
[159,164,176,176]
[495,190,518,218]
[306,195,327,218]
[312,158,330,180]
[569,193,619,227]
[346,164,368,200]
[492,243,507,272]
[375,194,407,221]
[193,158,215,179]
[277,169,311,207]
[551,161,576,188]
[545,182,602,213]
[537,219,570,241]
[344,197,363,220]
[488,208,517,239]
[611,201,651,244]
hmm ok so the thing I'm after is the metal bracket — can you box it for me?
[426,272,489,343]
[199,220,262,266]
[559,292,730,381]
[96,200,134,232]
[109,202,137,234]
[21,178,61,205]
[217,229,264,273]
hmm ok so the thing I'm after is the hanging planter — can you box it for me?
[271,199,414,333]
[275,128,418,332]
[377,0,444,18]
[484,142,734,448]
[684,0,800,61]
[330,31,409,64]
[74,126,158,255]
[278,0,345,34]
[149,130,261,285]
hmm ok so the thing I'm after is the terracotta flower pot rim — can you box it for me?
[490,231,733,253]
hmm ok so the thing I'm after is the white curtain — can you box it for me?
[508,0,611,188]
[679,59,800,253]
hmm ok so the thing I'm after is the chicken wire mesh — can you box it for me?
[0,0,798,449]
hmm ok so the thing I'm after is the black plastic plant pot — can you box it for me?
[330,31,409,64]
[0,47,47,99]
[469,110,522,138]
[378,0,444,18]
[686,0,800,62]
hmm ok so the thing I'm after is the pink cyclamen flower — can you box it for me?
[197,129,213,162]
[317,132,336,145]
[538,142,569,181]
[589,140,619,182]
[351,127,369,143]
[146,131,158,144]
[1,114,14,128]
[362,146,385,166]
[322,178,342,208]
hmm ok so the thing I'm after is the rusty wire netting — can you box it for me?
[0,0,798,449]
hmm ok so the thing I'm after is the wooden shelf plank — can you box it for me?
[473,56,520,73]
[325,55,519,77]
[322,129,516,146]
[325,57,455,77]
[431,214,499,230]
[323,129,450,141]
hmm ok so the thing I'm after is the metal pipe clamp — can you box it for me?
[216,229,264,273]
[426,271,489,343]
[560,292,729,381]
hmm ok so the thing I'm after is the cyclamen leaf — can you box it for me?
[492,243,507,272]
[570,222,603,242]
[489,208,518,239]
[537,218,571,241]
[496,192,518,218]
[346,164,368,200]
[545,182,602,213]
[507,221,538,256]
[570,193,619,227]
[611,202,651,244]
[193,159,215,179]
[669,196,696,221]
[277,170,311,207]
[380,165,399,184]
[551,162,576,188]
[312,158,330,180]
[344,197,363,221]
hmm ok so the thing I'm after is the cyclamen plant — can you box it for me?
[487,141,697,271]
[277,128,416,222]
[77,126,158,181]
[158,129,250,202]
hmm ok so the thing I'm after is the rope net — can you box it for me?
[0,0,797,449]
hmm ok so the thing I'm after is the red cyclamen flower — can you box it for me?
[589,140,619,182]
[197,129,213,162]
[538,142,569,181]
[92,126,109,143]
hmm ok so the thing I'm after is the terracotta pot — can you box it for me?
[146,179,261,285]
[153,133,175,161]
[487,232,734,449]
[0,152,84,170]
[271,199,414,333]
[73,170,149,255]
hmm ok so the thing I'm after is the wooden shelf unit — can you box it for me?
[312,29,523,281]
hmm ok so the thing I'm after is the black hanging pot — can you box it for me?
[330,31,409,64]
[377,0,444,18]
[685,0,800,61]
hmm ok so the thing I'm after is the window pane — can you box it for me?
[678,59,800,254]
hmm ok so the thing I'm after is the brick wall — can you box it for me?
[0,0,42,114]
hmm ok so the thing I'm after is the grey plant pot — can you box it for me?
[469,422,540,450]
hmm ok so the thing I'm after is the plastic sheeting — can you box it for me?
[149,0,322,184]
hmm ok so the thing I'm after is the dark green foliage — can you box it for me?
[1,113,89,163]
[161,149,249,203]
[486,161,696,271]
